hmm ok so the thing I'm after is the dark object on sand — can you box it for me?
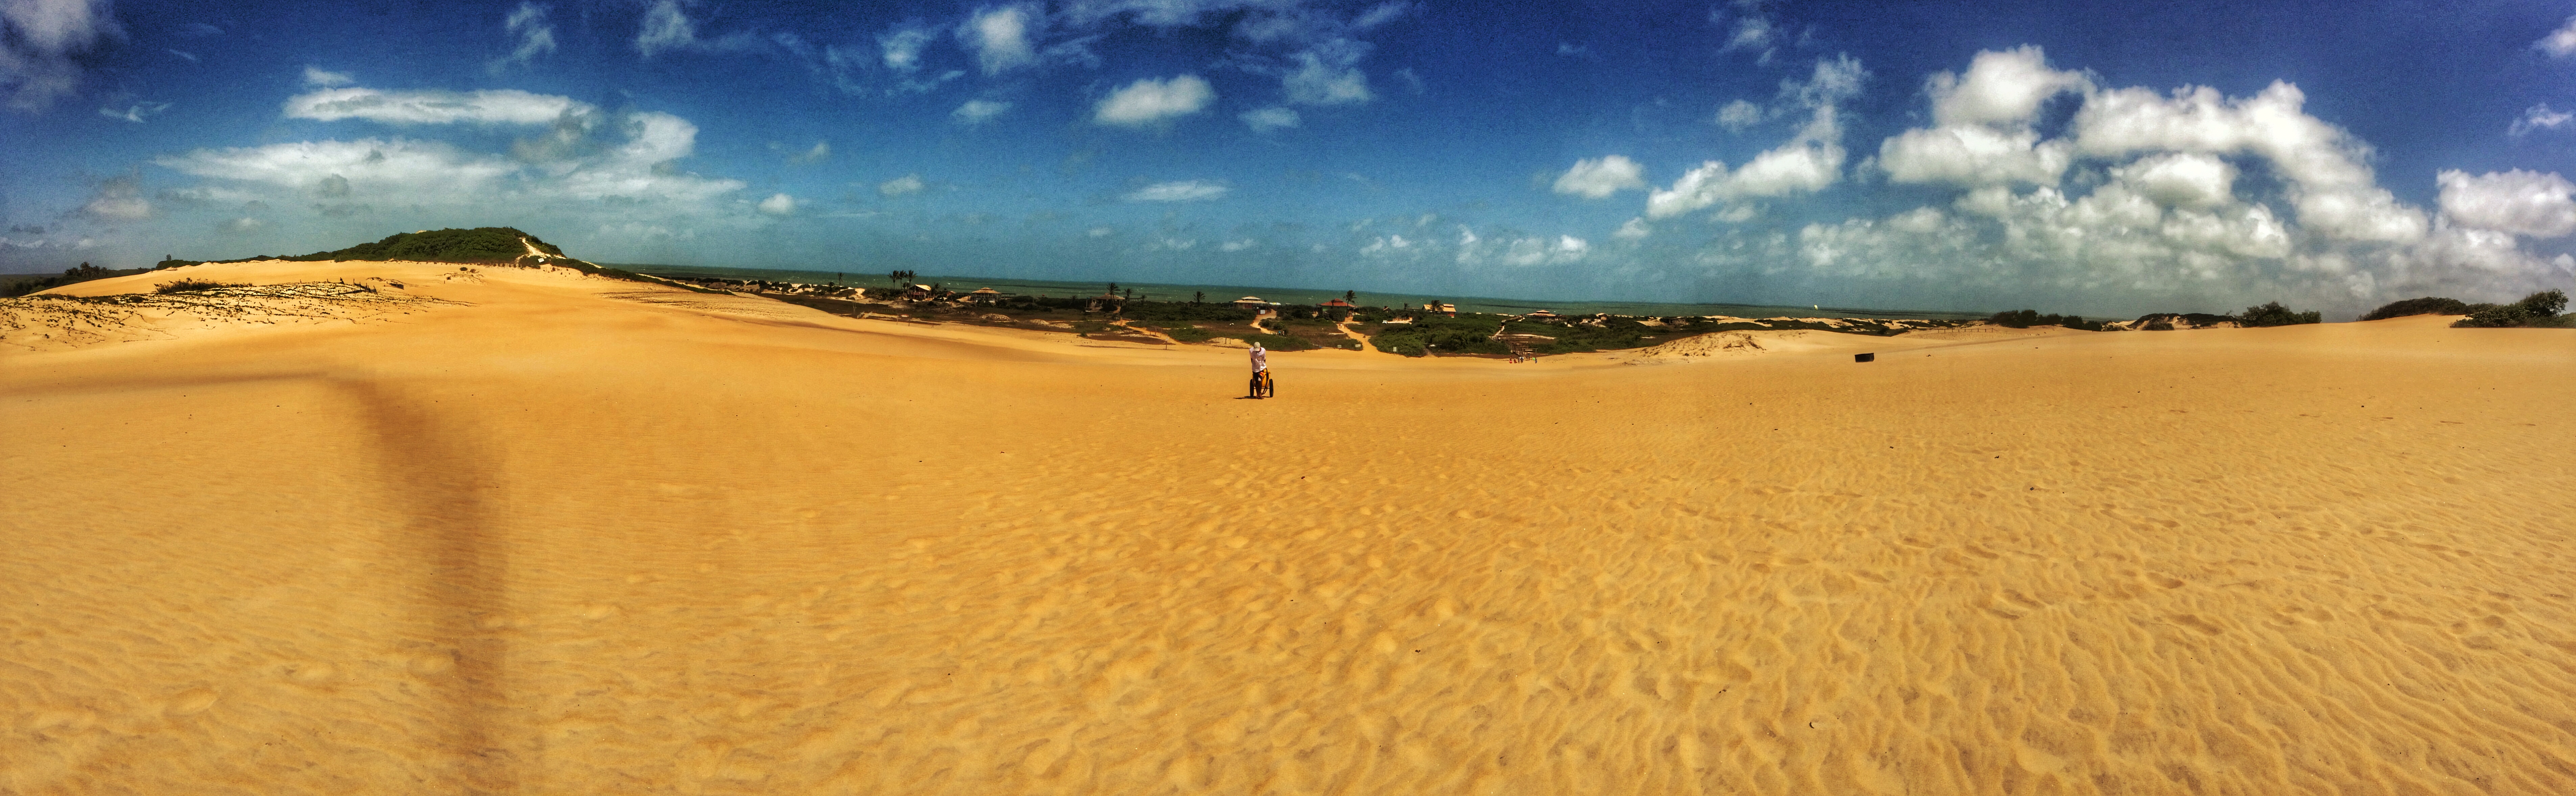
[1854,353,1875,363]
[1248,371,1275,399]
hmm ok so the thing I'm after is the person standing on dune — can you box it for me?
[1249,342,1270,398]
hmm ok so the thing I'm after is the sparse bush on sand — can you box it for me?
[2361,296,2473,320]
[153,278,244,294]
[1988,309,2101,331]
[2236,301,2322,327]
[2452,289,2569,328]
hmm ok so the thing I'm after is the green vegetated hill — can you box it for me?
[163,228,564,267]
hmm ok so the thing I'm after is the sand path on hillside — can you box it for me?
[4,262,2574,795]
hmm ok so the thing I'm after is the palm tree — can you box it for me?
[1194,290,1204,304]
[1345,289,1357,304]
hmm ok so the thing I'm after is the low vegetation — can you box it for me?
[1987,309,2102,331]
[2,263,131,297]
[2236,301,2323,327]
[153,278,245,294]
[2360,296,2473,321]
[2452,289,2569,328]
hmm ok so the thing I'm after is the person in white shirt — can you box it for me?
[1249,342,1267,374]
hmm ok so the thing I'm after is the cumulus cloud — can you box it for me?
[303,66,354,88]
[1,0,120,111]
[1715,99,1762,132]
[2437,169,2576,238]
[2116,152,2237,209]
[1240,106,1299,132]
[78,173,151,221]
[1877,46,2085,188]
[1615,217,1651,239]
[878,24,934,71]
[2539,16,2576,58]
[2511,104,2572,137]
[635,0,751,57]
[960,4,1039,75]
[878,174,926,196]
[1124,180,1229,202]
[1095,74,1214,126]
[2074,80,2426,243]
[1284,39,1372,106]
[218,217,267,234]
[1715,0,1779,62]
[286,86,589,125]
[1553,155,1647,199]
[635,0,696,56]
[952,98,1010,124]
[783,140,829,164]
[158,108,744,216]
[490,3,557,72]
[1927,45,2091,127]
[757,193,797,215]
[1648,55,1864,219]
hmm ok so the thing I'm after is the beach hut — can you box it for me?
[1319,298,1355,320]
[1525,309,1560,321]
[965,287,1004,303]
[903,283,934,301]
[1233,296,1269,311]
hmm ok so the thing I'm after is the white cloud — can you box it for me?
[2437,169,2576,238]
[157,109,744,215]
[1284,40,1372,106]
[878,174,926,196]
[1926,45,2090,127]
[286,86,589,125]
[99,100,170,123]
[78,174,151,221]
[2116,152,2237,209]
[1879,125,2073,187]
[2073,80,2426,243]
[1,0,120,110]
[167,49,197,62]
[1877,46,2085,189]
[1220,238,1257,251]
[1649,55,1863,219]
[878,24,934,71]
[2511,104,2572,137]
[960,4,1039,75]
[1087,226,1114,237]
[1615,217,1651,239]
[1355,1,1413,29]
[785,140,829,164]
[1124,180,1229,202]
[952,98,1010,124]
[2540,16,2576,58]
[1716,0,1779,61]
[491,3,556,71]
[635,0,695,56]
[219,217,267,234]
[1553,155,1647,199]
[303,66,354,88]
[1498,235,1588,267]
[1240,106,1299,132]
[758,193,797,215]
[1715,99,1762,132]
[1095,74,1214,126]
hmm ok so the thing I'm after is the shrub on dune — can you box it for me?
[2452,289,2569,328]
[2236,301,2322,327]
[2361,296,2472,321]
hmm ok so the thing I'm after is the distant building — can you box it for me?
[1233,296,1270,310]
[1525,309,1558,320]
[904,283,934,301]
[965,287,1004,303]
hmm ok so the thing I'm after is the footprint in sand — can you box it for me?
[286,661,340,684]
[2169,614,2226,636]
[168,688,219,716]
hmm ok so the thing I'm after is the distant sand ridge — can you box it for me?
[5,259,2574,795]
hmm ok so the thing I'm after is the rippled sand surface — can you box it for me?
[5,262,2574,795]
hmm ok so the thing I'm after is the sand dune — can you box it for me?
[5,261,2575,794]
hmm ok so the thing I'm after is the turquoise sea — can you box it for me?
[615,264,1993,321]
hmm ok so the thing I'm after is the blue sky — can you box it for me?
[5,0,2576,316]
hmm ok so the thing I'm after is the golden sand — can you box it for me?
[4,261,2573,794]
